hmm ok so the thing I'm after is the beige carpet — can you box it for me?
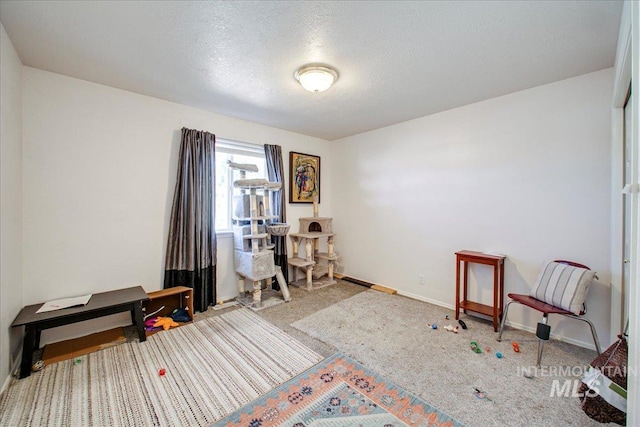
[291,289,615,427]
[0,308,322,427]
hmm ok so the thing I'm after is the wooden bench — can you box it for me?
[11,286,148,378]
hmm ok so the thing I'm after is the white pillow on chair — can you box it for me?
[529,261,596,315]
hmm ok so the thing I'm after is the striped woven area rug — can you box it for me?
[0,308,322,426]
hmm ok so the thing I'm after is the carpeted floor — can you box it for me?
[199,280,365,358]
[2,280,615,427]
[287,286,615,427]
[0,309,322,427]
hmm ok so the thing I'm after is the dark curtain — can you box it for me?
[164,128,216,312]
[264,144,288,285]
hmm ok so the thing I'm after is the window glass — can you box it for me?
[215,140,267,231]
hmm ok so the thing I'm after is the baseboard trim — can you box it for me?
[1,374,11,395]
[2,350,21,394]
[341,276,598,351]
[396,289,456,310]
[498,318,598,351]
[370,285,397,294]
[340,275,374,288]
[397,290,597,350]
[212,299,239,311]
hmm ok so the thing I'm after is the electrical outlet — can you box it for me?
[418,274,425,285]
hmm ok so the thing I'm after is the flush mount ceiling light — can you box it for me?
[294,64,339,93]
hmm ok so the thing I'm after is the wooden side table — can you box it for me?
[455,250,506,332]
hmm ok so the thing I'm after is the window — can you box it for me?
[215,139,267,231]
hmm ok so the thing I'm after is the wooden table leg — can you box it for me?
[463,261,468,314]
[34,328,42,350]
[493,262,499,332]
[19,325,36,378]
[500,261,505,319]
[455,256,461,320]
[133,302,146,342]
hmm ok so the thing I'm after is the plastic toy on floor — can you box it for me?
[474,387,493,402]
[444,324,459,333]
[470,341,482,353]
[31,360,45,372]
[512,341,520,352]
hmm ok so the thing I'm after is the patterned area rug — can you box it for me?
[213,353,466,427]
[0,309,322,426]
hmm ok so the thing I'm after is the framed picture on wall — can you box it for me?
[289,151,320,203]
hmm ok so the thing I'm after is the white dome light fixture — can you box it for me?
[294,64,338,93]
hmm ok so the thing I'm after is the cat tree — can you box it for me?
[288,196,337,290]
[228,161,291,309]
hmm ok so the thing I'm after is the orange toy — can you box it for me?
[153,316,179,330]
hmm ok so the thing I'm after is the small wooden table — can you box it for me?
[455,250,506,332]
[11,286,148,378]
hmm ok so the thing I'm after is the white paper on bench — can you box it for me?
[36,294,92,313]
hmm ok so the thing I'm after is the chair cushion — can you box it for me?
[529,261,595,315]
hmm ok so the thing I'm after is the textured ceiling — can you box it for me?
[0,1,623,141]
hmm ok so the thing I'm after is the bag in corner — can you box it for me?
[578,335,627,425]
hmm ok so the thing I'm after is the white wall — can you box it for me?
[332,69,614,349]
[0,24,24,385]
[22,67,332,344]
